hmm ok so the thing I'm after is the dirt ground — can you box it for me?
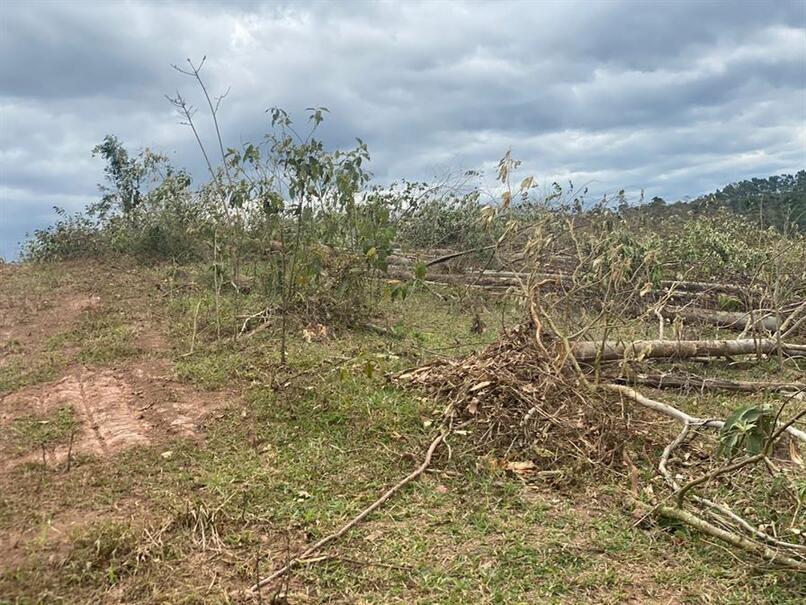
[1,362,226,469]
[1,263,227,469]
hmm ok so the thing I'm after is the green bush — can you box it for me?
[23,209,101,261]
[397,191,490,250]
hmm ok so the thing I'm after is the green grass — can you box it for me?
[46,307,140,365]
[0,354,63,395]
[4,406,78,454]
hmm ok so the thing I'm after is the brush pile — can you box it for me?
[396,317,806,569]
[396,324,672,473]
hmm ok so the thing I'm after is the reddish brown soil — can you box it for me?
[1,291,100,357]
[1,360,227,470]
[0,262,232,470]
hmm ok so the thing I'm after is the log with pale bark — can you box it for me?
[661,305,779,332]
[658,279,761,297]
[569,337,806,362]
[386,268,519,289]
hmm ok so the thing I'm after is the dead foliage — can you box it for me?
[395,324,666,476]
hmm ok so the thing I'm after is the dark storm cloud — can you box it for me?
[1,0,804,259]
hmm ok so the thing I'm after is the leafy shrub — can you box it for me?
[659,213,770,280]
[24,138,204,263]
[397,190,489,250]
[23,209,101,261]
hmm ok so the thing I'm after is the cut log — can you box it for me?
[386,254,415,267]
[387,269,519,288]
[661,306,779,332]
[614,373,805,394]
[569,338,804,362]
[659,280,761,297]
[425,245,498,267]
[387,267,564,289]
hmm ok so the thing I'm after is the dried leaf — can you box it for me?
[505,460,536,475]
[502,191,512,209]
[470,381,492,392]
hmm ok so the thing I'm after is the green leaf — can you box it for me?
[718,403,775,457]
[414,262,427,281]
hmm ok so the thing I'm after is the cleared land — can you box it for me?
[1,260,803,604]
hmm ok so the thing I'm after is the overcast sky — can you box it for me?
[1,0,805,259]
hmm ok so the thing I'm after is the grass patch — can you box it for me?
[46,308,140,365]
[5,406,77,453]
[0,354,63,395]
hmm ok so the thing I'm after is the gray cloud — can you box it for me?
[1,0,804,259]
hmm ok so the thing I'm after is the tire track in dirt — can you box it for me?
[72,367,151,456]
[1,363,224,470]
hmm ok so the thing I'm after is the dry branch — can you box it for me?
[614,372,806,394]
[604,384,806,444]
[780,299,806,339]
[249,430,447,593]
[639,502,806,571]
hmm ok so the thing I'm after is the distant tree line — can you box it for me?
[635,172,806,233]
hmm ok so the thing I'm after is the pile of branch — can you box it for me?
[396,321,806,569]
[396,326,662,469]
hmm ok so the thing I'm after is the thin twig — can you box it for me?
[249,428,448,592]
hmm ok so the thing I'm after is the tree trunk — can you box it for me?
[570,337,804,361]
[659,279,761,297]
[661,306,779,332]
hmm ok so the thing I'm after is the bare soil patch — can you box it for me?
[1,359,228,470]
[1,292,101,356]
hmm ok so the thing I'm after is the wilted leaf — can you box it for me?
[502,191,512,209]
[505,460,536,475]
